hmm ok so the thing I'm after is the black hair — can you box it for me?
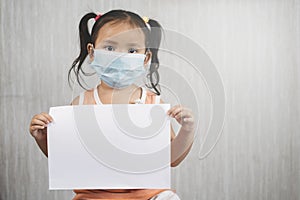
[68,10,162,95]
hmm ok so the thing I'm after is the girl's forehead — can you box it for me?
[95,21,146,46]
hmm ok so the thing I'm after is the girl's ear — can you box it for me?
[144,50,152,65]
[87,43,94,61]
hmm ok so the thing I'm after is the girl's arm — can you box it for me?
[29,112,53,157]
[168,105,195,167]
[170,125,194,167]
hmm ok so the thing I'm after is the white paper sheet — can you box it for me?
[47,104,170,190]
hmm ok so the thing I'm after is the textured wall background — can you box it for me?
[0,0,299,200]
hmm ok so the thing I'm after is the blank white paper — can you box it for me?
[47,104,171,190]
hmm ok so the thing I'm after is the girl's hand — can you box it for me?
[29,112,53,141]
[167,105,195,132]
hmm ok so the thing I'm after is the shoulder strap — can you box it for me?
[139,87,147,104]
[78,91,85,105]
[93,85,102,105]
[155,95,161,104]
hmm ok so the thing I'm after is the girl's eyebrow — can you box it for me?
[127,42,142,47]
[102,40,118,45]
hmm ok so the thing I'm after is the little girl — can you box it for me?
[29,10,195,200]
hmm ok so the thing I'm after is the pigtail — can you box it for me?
[146,19,162,95]
[68,12,97,89]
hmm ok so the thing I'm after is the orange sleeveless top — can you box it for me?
[72,85,173,200]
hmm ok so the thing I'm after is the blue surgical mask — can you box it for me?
[90,49,147,89]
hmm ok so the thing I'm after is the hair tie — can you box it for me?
[95,14,102,21]
[142,16,151,30]
[142,16,149,23]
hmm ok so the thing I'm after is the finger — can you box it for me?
[167,105,181,115]
[168,106,183,117]
[183,117,194,123]
[31,125,46,130]
[32,114,50,125]
[173,107,188,119]
[30,125,46,134]
[174,114,194,128]
[175,110,193,119]
[41,112,53,122]
[40,113,52,123]
[31,118,48,127]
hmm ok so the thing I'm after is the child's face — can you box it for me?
[88,21,151,65]
[95,21,146,53]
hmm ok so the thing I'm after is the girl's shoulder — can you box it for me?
[142,87,161,104]
[71,88,95,105]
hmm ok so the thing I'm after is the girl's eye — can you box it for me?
[104,46,115,51]
[128,48,137,53]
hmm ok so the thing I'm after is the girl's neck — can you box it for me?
[98,81,138,93]
[97,81,141,104]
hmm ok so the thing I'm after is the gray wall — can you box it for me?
[0,0,299,199]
